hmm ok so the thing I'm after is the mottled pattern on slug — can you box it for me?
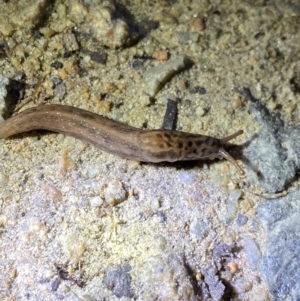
[137,130,222,162]
[0,104,244,173]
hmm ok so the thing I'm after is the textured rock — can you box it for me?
[11,0,53,29]
[257,188,300,301]
[67,0,132,49]
[140,254,199,301]
[239,88,300,193]
[103,264,134,298]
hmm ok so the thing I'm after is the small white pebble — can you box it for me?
[178,170,198,185]
[196,106,206,116]
[56,133,65,143]
[83,55,91,63]
[89,195,103,208]
[42,268,55,280]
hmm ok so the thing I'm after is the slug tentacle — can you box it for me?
[218,130,244,175]
[218,148,244,175]
[220,130,243,144]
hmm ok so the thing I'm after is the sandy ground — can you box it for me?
[1,0,300,300]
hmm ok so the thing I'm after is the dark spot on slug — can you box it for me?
[195,140,204,146]
[156,133,163,139]
[211,141,217,147]
[164,133,171,139]
[193,149,197,154]
[188,141,193,147]
[166,142,172,147]
[178,142,183,149]
[159,144,164,149]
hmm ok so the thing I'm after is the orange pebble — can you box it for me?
[153,50,169,61]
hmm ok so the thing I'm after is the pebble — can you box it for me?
[89,51,108,64]
[190,17,206,31]
[144,255,198,299]
[227,261,238,273]
[68,0,130,49]
[68,1,88,24]
[56,3,67,20]
[236,214,248,226]
[239,199,254,213]
[178,170,198,185]
[196,106,206,116]
[62,32,79,52]
[102,82,117,93]
[143,54,191,97]
[39,27,56,39]
[54,82,66,100]
[190,32,200,42]
[0,16,14,37]
[243,236,261,270]
[177,31,190,44]
[10,0,53,29]
[51,61,63,69]
[104,180,126,206]
[89,196,103,208]
[190,220,209,240]
[103,264,133,298]
[226,189,242,220]
[139,95,151,107]
[233,96,242,109]
[153,12,177,25]
[108,53,119,67]
[130,59,143,69]
[153,50,169,61]
[57,68,68,80]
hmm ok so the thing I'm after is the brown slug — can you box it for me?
[0,105,244,174]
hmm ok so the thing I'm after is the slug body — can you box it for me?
[0,105,244,174]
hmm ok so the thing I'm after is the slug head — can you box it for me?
[168,129,245,175]
[137,129,244,175]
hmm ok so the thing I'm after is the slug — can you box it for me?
[0,104,244,174]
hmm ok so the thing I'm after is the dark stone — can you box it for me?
[161,98,178,130]
[51,61,63,69]
[89,51,108,64]
[103,264,134,298]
